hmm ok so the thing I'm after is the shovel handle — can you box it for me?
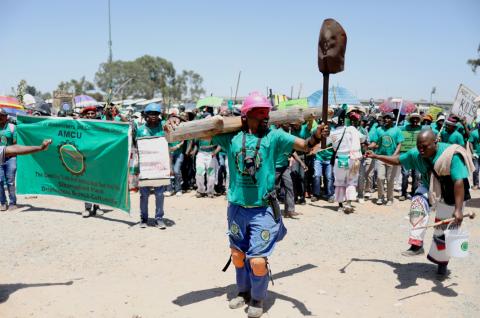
[415,212,475,230]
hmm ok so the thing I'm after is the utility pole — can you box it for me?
[107,0,113,104]
[108,0,113,65]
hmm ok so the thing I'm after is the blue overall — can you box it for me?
[227,203,287,301]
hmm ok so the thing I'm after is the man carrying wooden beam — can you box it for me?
[165,91,326,317]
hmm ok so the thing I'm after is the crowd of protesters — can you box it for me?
[2,100,480,227]
[126,102,480,224]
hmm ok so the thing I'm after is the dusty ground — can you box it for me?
[0,190,479,318]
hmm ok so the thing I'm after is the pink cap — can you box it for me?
[241,92,272,115]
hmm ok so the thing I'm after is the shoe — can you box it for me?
[376,199,384,205]
[82,209,91,217]
[310,196,319,202]
[357,198,365,204]
[337,206,344,213]
[296,198,306,205]
[328,196,335,203]
[229,291,250,309]
[247,299,264,318]
[284,211,300,218]
[344,205,354,214]
[0,204,7,211]
[386,200,393,206]
[437,264,448,277]
[401,246,424,256]
[399,196,406,201]
[176,192,183,197]
[164,191,173,197]
[195,192,205,198]
[207,193,215,198]
[364,193,371,199]
[155,219,167,230]
[139,220,148,228]
[472,185,479,190]
[91,205,99,216]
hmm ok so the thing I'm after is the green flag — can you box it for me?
[16,116,131,212]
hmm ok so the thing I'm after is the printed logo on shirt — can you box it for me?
[461,241,469,252]
[380,135,393,148]
[58,142,86,176]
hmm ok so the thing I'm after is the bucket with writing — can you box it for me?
[445,223,469,258]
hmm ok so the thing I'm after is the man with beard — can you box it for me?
[165,92,327,317]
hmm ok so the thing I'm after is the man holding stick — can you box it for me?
[366,129,473,276]
[165,92,327,317]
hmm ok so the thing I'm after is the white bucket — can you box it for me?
[445,223,469,258]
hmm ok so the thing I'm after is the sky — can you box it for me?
[0,0,479,102]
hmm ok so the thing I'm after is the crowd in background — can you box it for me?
[2,101,479,223]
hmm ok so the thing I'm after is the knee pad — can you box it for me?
[231,248,245,268]
[249,257,268,276]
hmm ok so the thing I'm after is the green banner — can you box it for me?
[278,98,309,109]
[16,116,131,212]
[400,130,420,153]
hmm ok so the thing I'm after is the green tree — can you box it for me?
[171,70,205,102]
[94,55,205,102]
[467,43,480,73]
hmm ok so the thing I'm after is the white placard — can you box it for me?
[137,136,170,187]
[450,84,479,124]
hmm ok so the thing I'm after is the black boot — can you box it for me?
[437,264,448,277]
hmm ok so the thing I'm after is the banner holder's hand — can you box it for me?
[41,139,52,151]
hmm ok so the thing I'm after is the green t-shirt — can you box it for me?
[399,142,469,186]
[370,126,404,156]
[400,124,421,153]
[169,141,184,155]
[440,130,465,146]
[311,125,333,161]
[468,129,480,156]
[213,129,296,207]
[291,122,316,139]
[101,115,122,122]
[0,123,16,146]
[197,139,216,153]
[136,124,165,137]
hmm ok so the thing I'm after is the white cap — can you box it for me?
[436,115,445,121]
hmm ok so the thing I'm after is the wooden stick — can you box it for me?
[415,212,476,229]
[165,115,224,142]
[165,108,322,142]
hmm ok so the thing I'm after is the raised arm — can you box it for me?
[5,139,52,157]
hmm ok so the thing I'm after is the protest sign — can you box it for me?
[450,84,478,124]
[137,136,171,187]
[400,130,420,153]
[427,106,443,120]
[16,116,131,212]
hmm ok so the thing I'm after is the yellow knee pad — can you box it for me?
[231,248,245,268]
[249,257,268,276]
